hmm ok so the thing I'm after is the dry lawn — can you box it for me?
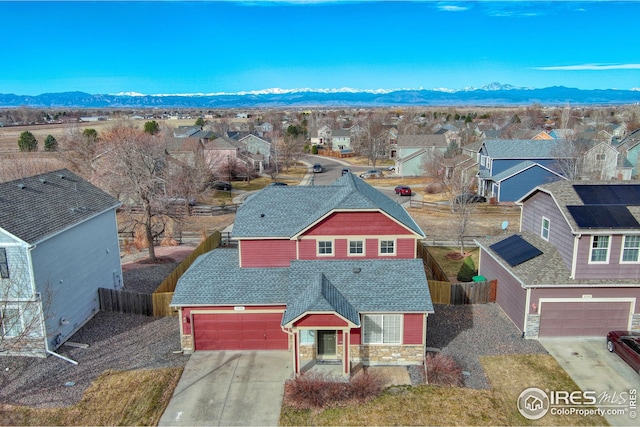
[0,368,182,426]
[280,354,607,426]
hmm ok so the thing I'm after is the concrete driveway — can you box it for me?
[159,351,292,427]
[541,338,640,426]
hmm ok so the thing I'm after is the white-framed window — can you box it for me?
[317,240,333,256]
[299,329,315,345]
[348,240,365,256]
[379,239,395,255]
[0,248,9,279]
[621,235,640,263]
[1,306,22,338]
[541,217,550,241]
[480,155,486,167]
[596,153,606,160]
[590,235,610,263]
[362,314,402,344]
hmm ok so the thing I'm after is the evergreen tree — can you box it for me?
[44,135,58,151]
[17,131,38,152]
[456,256,477,282]
[144,120,160,135]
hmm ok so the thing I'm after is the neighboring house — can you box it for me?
[238,134,272,172]
[317,124,332,145]
[0,169,122,358]
[331,128,352,151]
[581,140,630,180]
[477,139,569,202]
[390,134,448,177]
[476,180,640,338]
[171,173,433,375]
[616,129,640,177]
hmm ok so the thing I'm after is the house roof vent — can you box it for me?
[39,178,47,184]
[57,173,66,179]
[16,183,25,189]
[353,267,361,273]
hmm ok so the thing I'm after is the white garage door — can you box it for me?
[539,301,632,337]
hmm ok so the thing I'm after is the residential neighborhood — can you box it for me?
[2,104,640,426]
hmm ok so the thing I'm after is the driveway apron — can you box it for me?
[541,338,640,426]
[159,350,292,426]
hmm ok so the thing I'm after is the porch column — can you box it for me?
[293,330,300,375]
[343,330,350,375]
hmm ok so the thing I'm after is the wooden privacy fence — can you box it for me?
[152,230,222,316]
[417,242,448,282]
[428,280,497,305]
[100,231,222,317]
[98,288,153,316]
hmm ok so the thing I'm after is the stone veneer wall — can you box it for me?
[525,314,540,339]
[299,344,315,359]
[632,313,640,332]
[347,344,424,365]
[181,334,194,353]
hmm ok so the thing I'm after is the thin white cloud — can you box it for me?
[437,4,468,12]
[536,64,640,71]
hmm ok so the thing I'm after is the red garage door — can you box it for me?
[193,313,288,350]
[539,301,631,337]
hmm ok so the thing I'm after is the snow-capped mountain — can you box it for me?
[0,84,638,108]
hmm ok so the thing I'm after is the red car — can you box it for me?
[607,331,640,373]
[395,185,412,196]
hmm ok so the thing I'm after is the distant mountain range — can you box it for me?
[2,83,639,108]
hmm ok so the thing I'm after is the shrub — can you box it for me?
[311,145,318,154]
[424,182,443,194]
[456,255,476,282]
[425,353,463,387]
[283,370,385,410]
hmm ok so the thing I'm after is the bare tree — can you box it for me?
[60,124,102,178]
[356,114,388,170]
[95,124,174,261]
[1,249,51,356]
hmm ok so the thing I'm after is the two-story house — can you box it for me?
[477,139,568,202]
[476,180,640,338]
[171,173,433,375]
[330,128,352,151]
[0,169,122,358]
[389,134,448,177]
[238,134,272,172]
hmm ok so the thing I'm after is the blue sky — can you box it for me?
[1,1,639,95]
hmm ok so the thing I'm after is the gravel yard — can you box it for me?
[425,303,548,389]
[0,245,196,409]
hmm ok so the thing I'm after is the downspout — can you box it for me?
[281,326,297,374]
[46,342,78,365]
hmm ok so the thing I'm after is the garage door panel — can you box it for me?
[539,301,631,337]
[193,313,288,350]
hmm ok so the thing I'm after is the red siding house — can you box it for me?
[476,181,640,338]
[171,173,433,374]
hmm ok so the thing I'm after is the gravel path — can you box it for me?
[424,303,547,389]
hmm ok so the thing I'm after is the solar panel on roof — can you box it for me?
[574,184,640,205]
[567,205,640,228]
[490,235,543,267]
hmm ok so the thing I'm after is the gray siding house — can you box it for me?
[0,169,122,358]
[476,180,640,338]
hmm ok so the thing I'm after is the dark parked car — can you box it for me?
[395,185,412,196]
[342,167,351,176]
[212,181,232,191]
[454,193,486,204]
[270,182,288,186]
[313,163,323,173]
[359,170,383,179]
[607,331,640,373]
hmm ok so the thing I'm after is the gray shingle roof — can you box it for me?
[482,139,564,159]
[491,160,564,183]
[232,173,424,238]
[396,134,447,147]
[171,248,434,319]
[477,231,640,286]
[0,169,120,244]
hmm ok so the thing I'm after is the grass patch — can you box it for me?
[0,367,182,426]
[280,355,606,426]
[426,245,480,277]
